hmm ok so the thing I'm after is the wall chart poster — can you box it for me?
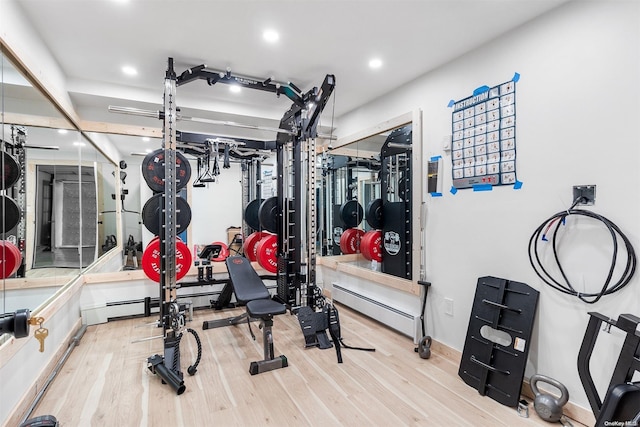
[451,78,517,189]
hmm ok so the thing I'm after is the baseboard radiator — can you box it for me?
[332,283,419,340]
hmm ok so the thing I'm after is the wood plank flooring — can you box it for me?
[28,304,586,426]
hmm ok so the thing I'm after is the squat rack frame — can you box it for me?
[147,57,334,394]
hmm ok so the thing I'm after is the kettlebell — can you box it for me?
[418,335,432,359]
[530,374,569,422]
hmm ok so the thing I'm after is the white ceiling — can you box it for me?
[13,0,569,147]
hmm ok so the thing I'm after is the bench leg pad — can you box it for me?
[249,355,288,375]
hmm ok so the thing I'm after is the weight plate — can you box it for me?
[243,231,265,262]
[256,234,278,273]
[0,240,21,279]
[398,176,407,201]
[339,200,363,228]
[258,197,279,234]
[361,230,382,262]
[339,228,364,254]
[1,152,20,190]
[142,193,192,236]
[244,198,264,231]
[142,238,192,282]
[0,195,20,233]
[210,241,229,262]
[365,198,383,230]
[141,148,192,193]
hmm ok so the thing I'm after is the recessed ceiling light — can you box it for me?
[263,29,279,43]
[145,148,153,153]
[121,65,137,76]
[369,58,383,69]
[57,129,68,134]
[142,137,150,142]
[229,85,241,93]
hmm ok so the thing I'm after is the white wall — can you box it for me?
[337,0,640,411]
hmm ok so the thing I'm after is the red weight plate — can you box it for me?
[340,228,364,254]
[10,241,22,276]
[142,239,192,282]
[210,241,229,262]
[369,230,383,262]
[0,240,19,279]
[256,234,278,273]
[242,232,265,262]
[360,231,374,261]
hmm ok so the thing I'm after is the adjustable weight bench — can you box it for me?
[202,256,288,375]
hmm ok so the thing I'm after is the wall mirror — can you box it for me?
[1,47,120,316]
[318,111,421,286]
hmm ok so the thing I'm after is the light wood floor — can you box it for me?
[29,304,586,426]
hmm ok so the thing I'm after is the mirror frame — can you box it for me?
[318,110,423,296]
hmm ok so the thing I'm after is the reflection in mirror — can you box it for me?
[320,119,413,280]
[1,48,118,320]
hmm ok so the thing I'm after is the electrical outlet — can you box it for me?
[444,298,454,316]
[573,185,596,206]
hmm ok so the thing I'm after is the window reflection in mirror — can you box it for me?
[320,120,413,280]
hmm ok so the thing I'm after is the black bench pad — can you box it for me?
[225,256,270,302]
[247,299,286,318]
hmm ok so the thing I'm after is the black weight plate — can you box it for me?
[1,152,20,190]
[0,195,20,233]
[340,200,363,228]
[142,193,192,235]
[244,198,264,231]
[365,198,383,229]
[258,197,279,234]
[141,149,192,193]
[398,176,408,201]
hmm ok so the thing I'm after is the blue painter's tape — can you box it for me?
[447,99,455,108]
[513,180,523,190]
[430,192,443,197]
[430,156,442,161]
[450,186,458,195]
[473,85,490,96]
[473,184,493,192]
[513,72,520,82]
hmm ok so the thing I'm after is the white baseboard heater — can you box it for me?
[332,283,419,340]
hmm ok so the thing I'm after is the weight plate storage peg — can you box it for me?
[244,199,264,231]
[258,197,279,234]
[142,193,192,235]
[0,195,20,233]
[141,148,192,193]
[340,200,363,228]
[141,238,192,282]
[256,233,278,273]
[1,152,21,190]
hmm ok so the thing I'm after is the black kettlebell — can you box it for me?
[418,335,432,359]
[530,374,569,422]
